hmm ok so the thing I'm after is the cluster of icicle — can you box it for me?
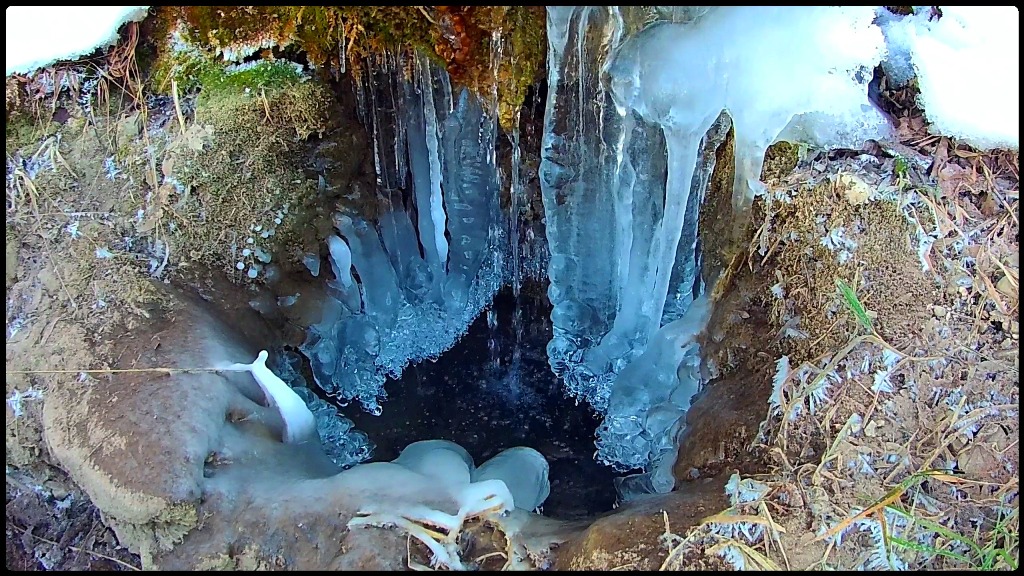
[540,7,892,494]
[302,51,506,414]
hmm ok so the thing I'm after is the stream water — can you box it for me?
[346,284,620,520]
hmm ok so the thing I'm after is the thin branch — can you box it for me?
[9,521,141,571]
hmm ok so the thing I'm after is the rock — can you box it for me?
[552,475,730,570]
[117,113,141,142]
[43,480,70,501]
[40,284,409,569]
[5,240,18,287]
[836,172,872,205]
[931,305,946,318]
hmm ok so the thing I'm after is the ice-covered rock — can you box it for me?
[597,295,711,474]
[393,440,475,487]
[473,447,551,512]
[353,440,549,570]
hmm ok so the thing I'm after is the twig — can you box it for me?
[416,6,438,25]
[6,366,232,375]
[170,78,187,134]
[260,87,272,122]
[473,551,507,563]
[44,252,78,310]
[9,521,141,571]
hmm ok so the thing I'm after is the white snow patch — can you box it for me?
[879,7,1019,150]
[6,7,150,76]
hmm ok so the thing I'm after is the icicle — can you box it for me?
[338,19,347,75]
[416,52,449,274]
[364,50,409,191]
[335,214,404,324]
[662,113,731,323]
[509,121,524,298]
[487,308,500,369]
[306,52,504,412]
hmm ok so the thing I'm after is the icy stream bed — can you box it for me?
[287,6,1019,504]
[346,285,619,520]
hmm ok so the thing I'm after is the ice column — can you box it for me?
[542,7,890,477]
[541,7,726,411]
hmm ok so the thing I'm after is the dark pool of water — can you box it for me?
[345,284,618,520]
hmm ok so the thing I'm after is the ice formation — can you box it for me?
[393,440,475,486]
[540,7,892,478]
[352,440,550,569]
[302,52,505,413]
[272,351,373,468]
[5,7,150,76]
[601,295,711,488]
[877,7,1019,150]
[472,447,551,512]
[347,461,514,570]
[223,350,317,444]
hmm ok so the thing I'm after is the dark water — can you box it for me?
[346,284,618,520]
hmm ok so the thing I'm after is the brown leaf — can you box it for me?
[137,183,174,234]
[979,192,999,217]
[161,155,175,179]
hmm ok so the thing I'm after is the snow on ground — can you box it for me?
[879,6,1019,150]
[5,6,150,76]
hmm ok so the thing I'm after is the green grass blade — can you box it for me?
[888,535,972,563]
[836,278,873,331]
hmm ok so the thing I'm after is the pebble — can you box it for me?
[932,305,946,318]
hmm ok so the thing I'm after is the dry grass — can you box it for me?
[663,118,1018,570]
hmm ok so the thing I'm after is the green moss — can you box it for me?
[5,115,59,154]
[170,6,436,69]
[197,61,305,104]
[148,47,215,95]
[760,141,800,184]
[496,7,546,131]
[146,6,547,132]
[166,72,331,274]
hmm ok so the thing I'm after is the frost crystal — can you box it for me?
[7,388,44,418]
[770,356,791,415]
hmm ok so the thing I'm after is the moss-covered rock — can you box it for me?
[760,141,801,185]
[161,63,333,277]
[142,6,546,134]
